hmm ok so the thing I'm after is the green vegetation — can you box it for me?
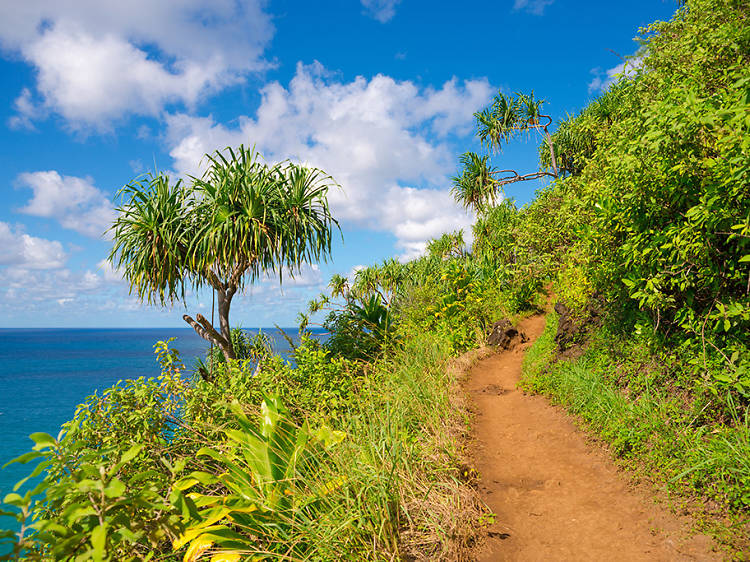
[109,145,338,361]
[2,0,749,558]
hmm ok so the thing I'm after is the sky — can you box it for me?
[0,0,678,328]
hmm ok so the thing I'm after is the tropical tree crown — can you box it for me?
[109,145,339,305]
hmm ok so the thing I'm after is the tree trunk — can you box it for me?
[182,286,237,366]
[543,126,559,178]
[182,313,230,360]
[216,288,236,361]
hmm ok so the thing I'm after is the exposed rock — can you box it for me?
[554,295,606,356]
[488,318,528,350]
[554,302,577,352]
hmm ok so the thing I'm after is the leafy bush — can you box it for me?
[1,340,189,560]
[172,396,346,560]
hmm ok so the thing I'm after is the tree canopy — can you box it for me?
[109,145,339,363]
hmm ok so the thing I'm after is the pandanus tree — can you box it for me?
[108,145,339,363]
[452,91,561,211]
[426,230,467,259]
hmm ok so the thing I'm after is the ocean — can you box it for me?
[0,327,310,542]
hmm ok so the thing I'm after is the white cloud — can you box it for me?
[381,186,474,260]
[1,0,274,130]
[348,265,366,279]
[166,62,489,256]
[0,267,105,311]
[260,264,323,289]
[513,0,554,15]
[588,54,644,94]
[283,264,323,288]
[17,171,116,238]
[97,259,125,283]
[8,88,40,130]
[0,222,67,270]
[361,0,401,23]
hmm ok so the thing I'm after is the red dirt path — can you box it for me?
[467,314,720,561]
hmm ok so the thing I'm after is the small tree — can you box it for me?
[109,145,339,363]
[452,91,560,211]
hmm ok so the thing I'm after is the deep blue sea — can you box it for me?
[0,327,310,542]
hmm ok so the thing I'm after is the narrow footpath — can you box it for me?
[468,314,720,561]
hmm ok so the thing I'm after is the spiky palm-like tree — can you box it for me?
[454,91,562,212]
[451,152,498,211]
[350,259,405,305]
[328,273,349,301]
[426,230,466,259]
[477,91,559,177]
[109,145,339,363]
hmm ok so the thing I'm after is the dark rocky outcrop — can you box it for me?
[487,318,528,350]
[553,302,578,352]
[554,296,605,357]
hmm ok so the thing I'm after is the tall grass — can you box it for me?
[179,331,488,560]
[308,332,487,560]
[0,330,488,560]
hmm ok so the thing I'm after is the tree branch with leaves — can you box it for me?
[452,91,560,211]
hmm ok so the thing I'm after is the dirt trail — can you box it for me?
[468,314,720,561]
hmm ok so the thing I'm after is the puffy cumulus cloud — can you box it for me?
[16,171,116,238]
[1,0,274,130]
[166,62,488,258]
[0,266,114,315]
[0,252,167,319]
[0,223,118,312]
[361,0,401,23]
[0,223,127,315]
[381,186,475,260]
[278,264,324,289]
[0,221,67,270]
[512,0,554,15]
[256,264,323,293]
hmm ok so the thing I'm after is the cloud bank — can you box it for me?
[17,171,116,238]
[166,62,490,259]
[1,0,274,130]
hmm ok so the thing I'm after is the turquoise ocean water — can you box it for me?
[0,327,308,542]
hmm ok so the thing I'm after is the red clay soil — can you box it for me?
[468,314,721,561]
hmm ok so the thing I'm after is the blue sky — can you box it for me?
[0,0,677,328]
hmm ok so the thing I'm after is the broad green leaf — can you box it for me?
[104,478,126,499]
[90,523,107,562]
[173,524,227,550]
[3,450,42,468]
[120,443,144,464]
[29,432,56,450]
[183,534,215,562]
[2,493,25,508]
[210,553,242,562]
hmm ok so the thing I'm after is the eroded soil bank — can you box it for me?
[468,314,720,561]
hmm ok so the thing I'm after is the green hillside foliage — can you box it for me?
[535,0,750,404]
[1,0,748,558]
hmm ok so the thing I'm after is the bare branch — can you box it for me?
[488,169,556,186]
[205,269,224,291]
[195,313,229,347]
[183,314,228,349]
[227,260,250,296]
